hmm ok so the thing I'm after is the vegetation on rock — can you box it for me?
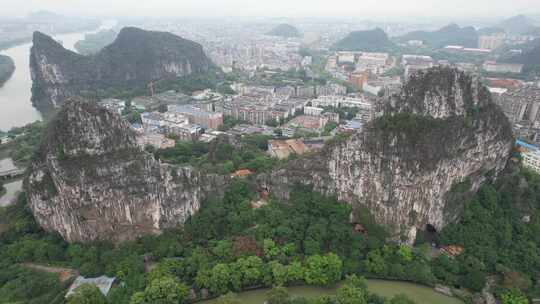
[267,24,302,38]
[74,29,117,55]
[397,24,478,48]
[0,55,15,88]
[334,28,396,52]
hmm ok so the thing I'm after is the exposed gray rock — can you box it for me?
[258,67,513,243]
[25,67,513,245]
[25,99,229,243]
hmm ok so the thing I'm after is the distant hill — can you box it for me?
[507,39,540,65]
[266,24,301,38]
[477,27,506,35]
[398,24,478,48]
[333,28,396,52]
[498,15,536,35]
[74,30,118,55]
[0,55,15,88]
[30,27,214,110]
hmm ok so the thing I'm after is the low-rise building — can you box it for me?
[478,33,506,50]
[168,124,203,141]
[363,81,383,96]
[349,71,369,90]
[355,52,390,74]
[337,51,357,64]
[137,133,176,149]
[100,98,126,115]
[339,119,363,133]
[495,86,540,124]
[168,105,223,130]
[402,55,434,79]
[483,61,524,74]
[315,83,347,96]
[522,150,540,174]
[304,106,324,116]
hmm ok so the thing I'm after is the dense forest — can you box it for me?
[0,158,538,304]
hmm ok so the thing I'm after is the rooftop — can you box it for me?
[65,276,115,298]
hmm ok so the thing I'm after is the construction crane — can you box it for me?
[148,81,155,97]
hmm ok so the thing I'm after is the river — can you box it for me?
[0,20,117,132]
[201,280,463,304]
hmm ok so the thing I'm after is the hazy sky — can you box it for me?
[2,0,540,19]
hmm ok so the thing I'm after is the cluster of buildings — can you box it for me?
[136,104,223,149]
[206,82,349,126]
[326,51,395,79]
[208,39,305,72]
[491,84,540,144]
[325,51,405,96]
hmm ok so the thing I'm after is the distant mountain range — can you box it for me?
[74,30,118,55]
[397,24,478,48]
[266,24,301,38]
[333,28,396,52]
[497,14,540,35]
[27,10,64,21]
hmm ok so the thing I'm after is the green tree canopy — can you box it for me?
[67,284,107,304]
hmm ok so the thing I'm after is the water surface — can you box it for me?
[0,20,117,132]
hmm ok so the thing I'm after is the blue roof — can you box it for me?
[516,139,540,152]
[343,120,362,129]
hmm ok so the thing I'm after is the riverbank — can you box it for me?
[0,20,117,132]
[0,55,15,88]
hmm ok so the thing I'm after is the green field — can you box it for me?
[202,279,463,304]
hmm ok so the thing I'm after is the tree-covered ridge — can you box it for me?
[438,166,540,300]
[497,15,539,35]
[30,27,214,110]
[267,24,302,38]
[2,162,540,303]
[0,54,15,88]
[333,28,396,52]
[74,29,117,55]
[397,24,478,48]
[153,134,277,175]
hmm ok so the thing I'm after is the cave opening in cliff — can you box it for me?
[423,223,440,246]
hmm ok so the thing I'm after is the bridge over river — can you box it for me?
[0,168,25,180]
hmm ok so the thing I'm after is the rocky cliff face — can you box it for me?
[259,67,513,242]
[25,67,512,244]
[30,27,213,110]
[25,99,228,243]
